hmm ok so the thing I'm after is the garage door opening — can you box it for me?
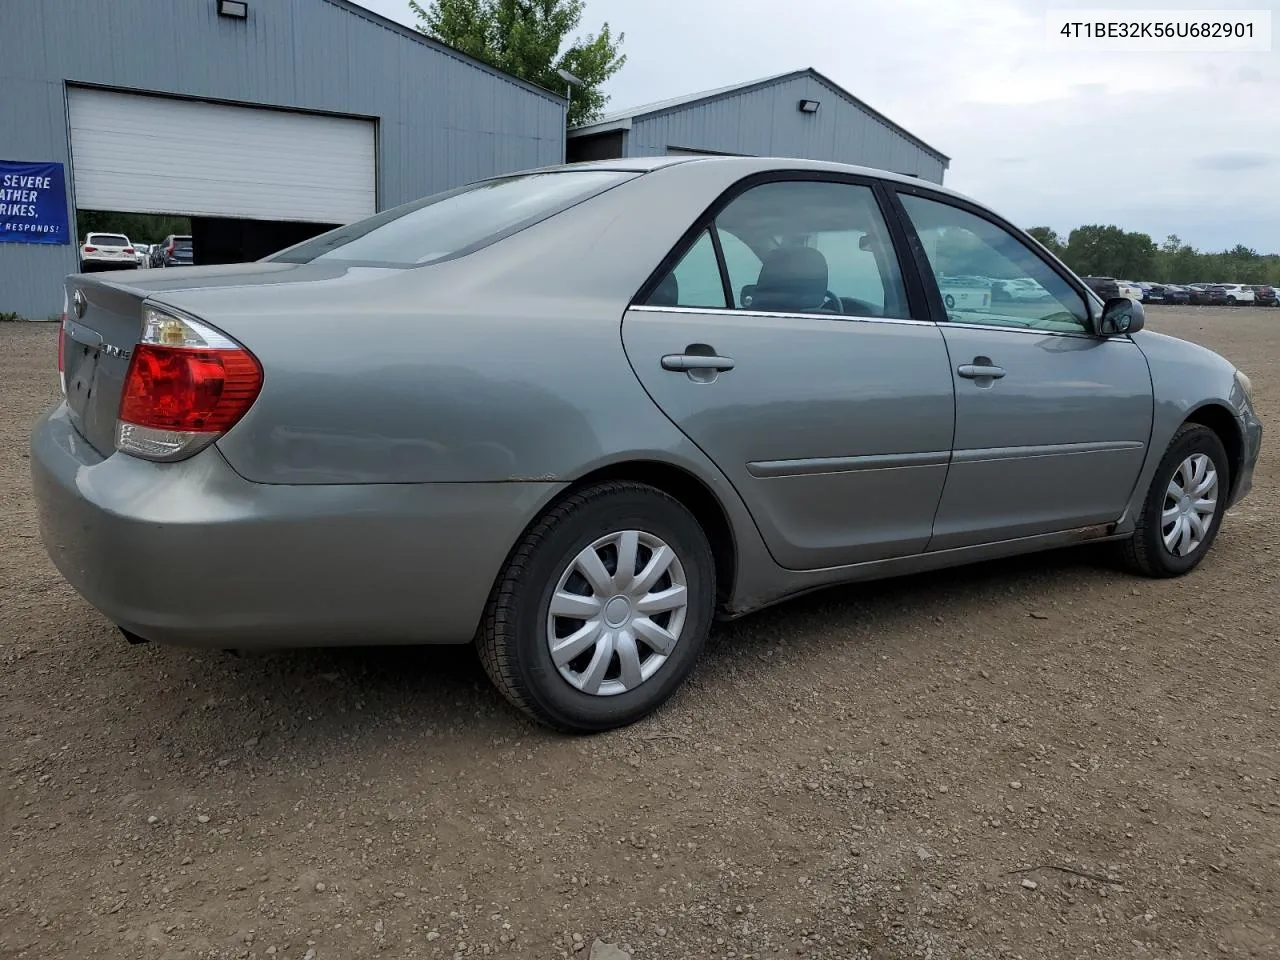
[190,216,338,265]
[75,209,190,272]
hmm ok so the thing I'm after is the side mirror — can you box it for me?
[1098,296,1144,336]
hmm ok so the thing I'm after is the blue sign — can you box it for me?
[0,160,71,245]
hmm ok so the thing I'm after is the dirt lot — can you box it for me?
[2,306,1278,960]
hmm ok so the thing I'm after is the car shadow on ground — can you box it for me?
[121,543,1112,764]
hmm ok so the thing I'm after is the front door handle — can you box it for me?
[661,353,736,372]
[957,362,1006,380]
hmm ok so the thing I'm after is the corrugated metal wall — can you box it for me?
[0,0,565,318]
[626,74,947,184]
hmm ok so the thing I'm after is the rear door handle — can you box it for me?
[957,363,1005,380]
[661,354,736,372]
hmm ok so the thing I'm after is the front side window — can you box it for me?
[271,170,637,266]
[642,179,911,319]
[898,193,1090,333]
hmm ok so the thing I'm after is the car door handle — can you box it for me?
[957,363,1006,380]
[661,353,736,372]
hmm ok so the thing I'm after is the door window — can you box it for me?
[898,193,1090,333]
[642,179,911,319]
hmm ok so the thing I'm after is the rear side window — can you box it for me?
[271,171,637,266]
[641,178,911,319]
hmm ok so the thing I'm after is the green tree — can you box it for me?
[1026,226,1065,258]
[411,0,626,125]
[1062,224,1156,279]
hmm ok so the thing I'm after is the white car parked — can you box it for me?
[1117,280,1144,300]
[79,233,138,272]
[1220,284,1255,305]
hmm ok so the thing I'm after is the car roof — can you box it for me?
[535,155,978,203]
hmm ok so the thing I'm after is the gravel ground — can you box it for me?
[2,306,1278,960]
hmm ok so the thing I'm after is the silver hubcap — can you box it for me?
[1162,453,1218,557]
[546,530,689,697]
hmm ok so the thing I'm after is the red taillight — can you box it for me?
[119,343,262,433]
[83,245,97,253]
[124,247,135,255]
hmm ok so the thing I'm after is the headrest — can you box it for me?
[648,272,679,307]
[750,245,829,313]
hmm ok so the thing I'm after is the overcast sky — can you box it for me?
[356,0,1278,253]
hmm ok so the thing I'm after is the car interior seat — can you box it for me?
[746,245,833,314]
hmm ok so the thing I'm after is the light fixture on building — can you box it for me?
[217,0,248,19]
[798,99,820,114]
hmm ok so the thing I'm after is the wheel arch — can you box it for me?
[1183,401,1244,498]
[559,460,738,611]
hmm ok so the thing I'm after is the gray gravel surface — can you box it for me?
[2,306,1277,959]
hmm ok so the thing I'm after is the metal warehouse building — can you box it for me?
[0,0,566,318]
[567,69,949,184]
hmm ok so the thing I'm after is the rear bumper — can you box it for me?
[30,403,563,648]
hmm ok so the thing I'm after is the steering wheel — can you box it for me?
[819,290,843,313]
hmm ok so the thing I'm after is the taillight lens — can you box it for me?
[83,245,97,253]
[124,247,135,255]
[115,307,262,461]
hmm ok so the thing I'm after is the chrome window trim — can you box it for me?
[936,320,1131,342]
[629,304,1136,342]
[629,304,935,328]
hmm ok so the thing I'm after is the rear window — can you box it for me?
[90,234,129,247]
[270,170,637,266]
[172,239,192,250]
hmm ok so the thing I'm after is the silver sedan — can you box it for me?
[31,156,1262,732]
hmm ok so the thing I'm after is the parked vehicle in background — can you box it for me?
[1220,284,1255,305]
[1161,284,1191,305]
[936,274,992,312]
[1186,284,1217,305]
[1203,285,1231,305]
[158,235,194,267]
[993,277,1052,302]
[30,156,1264,732]
[133,243,151,267]
[1117,281,1144,300]
[1250,285,1277,306]
[1081,276,1120,299]
[1136,282,1164,303]
[79,233,138,272]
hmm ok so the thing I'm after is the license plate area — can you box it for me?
[62,319,103,424]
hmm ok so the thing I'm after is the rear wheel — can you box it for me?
[1119,424,1229,577]
[478,482,715,732]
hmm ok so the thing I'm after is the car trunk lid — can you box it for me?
[61,277,147,456]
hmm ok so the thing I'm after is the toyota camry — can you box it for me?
[31,156,1262,732]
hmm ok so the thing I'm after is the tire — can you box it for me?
[1119,423,1230,577]
[477,481,715,733]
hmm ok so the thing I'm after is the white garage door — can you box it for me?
[67,87,376,224]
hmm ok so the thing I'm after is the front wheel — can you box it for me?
[478,481,715,732]
[1119,424,1230,577]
